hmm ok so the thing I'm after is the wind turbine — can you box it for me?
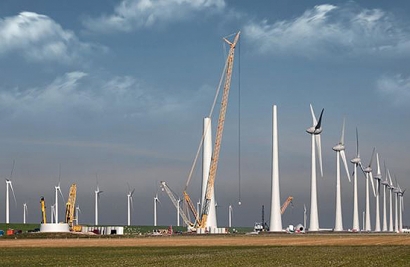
[54,166,65,224]
[75,205,81,225]
[399,188,406,233]
[306,104,324,231]
[392,176,399,232]
[23,203,28,224]
[228,204,233,228]
[50,204,56,224]
[153,193,160,226]
[127,184,135,226]
[5,161,17,224]
[361,148,376,231]
[197,199,201,216]
[350,128,361,232]
[388,169,394,232]
[381,163,390,232]
[95,177,103,226]
[396,180,405,232]
[373,153,382,232]
[332,118,351,232]
[177,198,181,227]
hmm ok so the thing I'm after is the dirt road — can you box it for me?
[1,234,410,248]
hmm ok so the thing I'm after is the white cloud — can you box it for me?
[0,71,184,119]
[243,4,410,57]
[83,0,226,33]
[377,74,410,105]
[0,12,103,63]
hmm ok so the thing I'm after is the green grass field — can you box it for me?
[0,246,409,266]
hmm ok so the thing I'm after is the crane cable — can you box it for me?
[184,41,230,191]
[238,35,242,205]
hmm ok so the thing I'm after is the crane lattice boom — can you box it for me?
[281,196,293,214]
[200,31,240,228]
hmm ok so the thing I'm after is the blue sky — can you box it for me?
[0,0,409,229]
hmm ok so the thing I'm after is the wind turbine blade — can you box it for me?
[369,172,376,197]
[340,150,351,182]
[310,104,317,126]
[369,147,375,167]
[130,196,134,210]
[10,160,15,179]
[376,153,381,176]
[315,134,323,177]
[402,197,404,211]
[356,128,360,158]
[378,180,381,196]
[10,182,17,206]
[315,108,324,130]
[388,169,393,186]
[340,117,345,145]
[131,188,135,196]
[59,188,65,204]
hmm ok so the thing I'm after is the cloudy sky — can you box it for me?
[1,0,410,229]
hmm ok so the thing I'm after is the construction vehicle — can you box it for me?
[64,184,77,230]
[161,32,240,231]
[40,196,47,224]
[254,197,294,232]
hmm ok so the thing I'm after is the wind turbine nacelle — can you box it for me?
[306,126,322,135]
[373,175,382,180]
[350,157,360,164]
[381,181,390,187]
[363,167,372,173]
[332,144,345,151]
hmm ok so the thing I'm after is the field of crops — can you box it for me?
[0,245,409,266]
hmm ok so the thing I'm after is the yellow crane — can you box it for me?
[65,184,77,229]
[161,32,240,231]
[40,196,47,224]
[281,196,293,214]
[199,31,240,228]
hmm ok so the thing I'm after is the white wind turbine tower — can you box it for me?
[381,163,390,232]
[228,204,233,228]
[23,203,28,224]
[399,189,406,232]
[387,169,394,232]
[153,193,160,226]
[75,206,81,225]
[127,184,135,226]
[373,153,382,232]
[5,161,17,224]
[269,105,282,232]
[332,118,351,232]
[306,104,324,232]
[177,198,181,227]
[54,168,65,224]
[396,180,405,232]
[392,177,399,232]
[350,128,361,232]
[362,148,376,232]
[50,204,56,224]
[95,179,103,226]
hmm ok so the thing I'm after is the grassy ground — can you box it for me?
[0,246,409,266]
